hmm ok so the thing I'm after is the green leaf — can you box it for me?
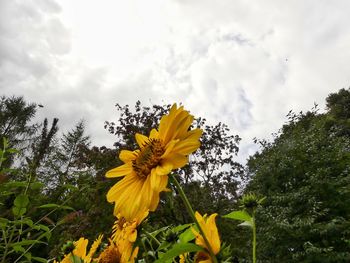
[24,252,31,261]
[37,225,51,240]
[5,181,27,188]
[12,245,25,253]
[149,226,170,237]
[154,243,204,263]
[3,137,8,148]
[38,204,74,211]
[223,210,252,222]
[14,194,29,208]
[7,148,19,154]
[0,217,9,227]
[32,256,48,263]
[30,182,44,190]
[238,221,253,228]
[172,223,193,233]
[158,241,171,251]
[12,206,26,216]
[179,228,195,243]
[69,255,82,263]
[10,240,46,247]
[22,218,34,228]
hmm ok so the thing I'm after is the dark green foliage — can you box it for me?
[0,96,38,167]
[0,96,37,147]
[26,118,59,179]
[246,89,350,262]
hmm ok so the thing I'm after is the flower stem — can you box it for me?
[252,210,256,263]
[169,174,218,263]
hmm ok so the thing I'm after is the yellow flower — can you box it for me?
[192,212,221,263]
[112,212,147,252]
[106,104,202,220]
[59,235,103,263]
[97,239,138,263]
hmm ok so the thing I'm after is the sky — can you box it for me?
[1,0,350,163]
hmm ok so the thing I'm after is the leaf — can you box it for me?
[5,181,27,188]
[179,228,195,243]
[38,224,50,232]
[14,194,29,208]
[11,240,47,246]
[223,210,252,222]
[3,137,8,148]
[24,252,31,261]
[32,256,48,263]
[238,221,253,228]
[172,223,193,233]
[158,241,171,251]
[0,217,9,227]
[30,182,44,190]
[38,204,74,211]
[149,226,170,237]
[12,207,26,216]
[154,243,204,263]
[13,218,33,227]
[12,245,25,253]
[69,255,82,263]
[7,148,19,154]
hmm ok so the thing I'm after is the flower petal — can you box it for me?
[162,154,188,169]
[172,139,201,155]
[106,163,133,178]
[135,133,149,148]
[149,128,159,139]
[155,162,173,176]
[119,150,137,163]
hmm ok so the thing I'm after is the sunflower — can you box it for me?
[112,211,147,253]
[192,212,220,263]
[106,104,202,220]
[58,235,103,263]
[97,239,138,263]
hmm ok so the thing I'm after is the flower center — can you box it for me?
[98,244,121,263]
[132,139,164,178]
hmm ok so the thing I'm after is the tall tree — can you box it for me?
[0,96,38,166]
[246,89,350,262]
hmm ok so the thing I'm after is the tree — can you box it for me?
[325,88,350,136]
[246,89,350,262]
[0,96,38,166]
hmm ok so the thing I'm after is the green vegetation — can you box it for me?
[0,88,349,262]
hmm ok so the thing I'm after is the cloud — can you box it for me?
[1,0,350,164]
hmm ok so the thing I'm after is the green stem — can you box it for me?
[252,210,256,263]
[144,230,161,246]
[169,174,218,263]
[1,226,15,263]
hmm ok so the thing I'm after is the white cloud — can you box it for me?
[1,0,350,163]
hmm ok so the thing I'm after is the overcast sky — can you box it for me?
[1,0,350,163]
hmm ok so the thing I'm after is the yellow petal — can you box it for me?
[193,212,221,256]
[149,128,159,139]
[172,139,201,155]
[74,238,88,259]
[172,115,193,139]
[161,139,178,158]
[135,133,149,148]
[150,169,168,192]
[183,128,203,141]
[119,150,137,163]
[162,154,188,169]
[106,163,133,178]
[155,162,173,176]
